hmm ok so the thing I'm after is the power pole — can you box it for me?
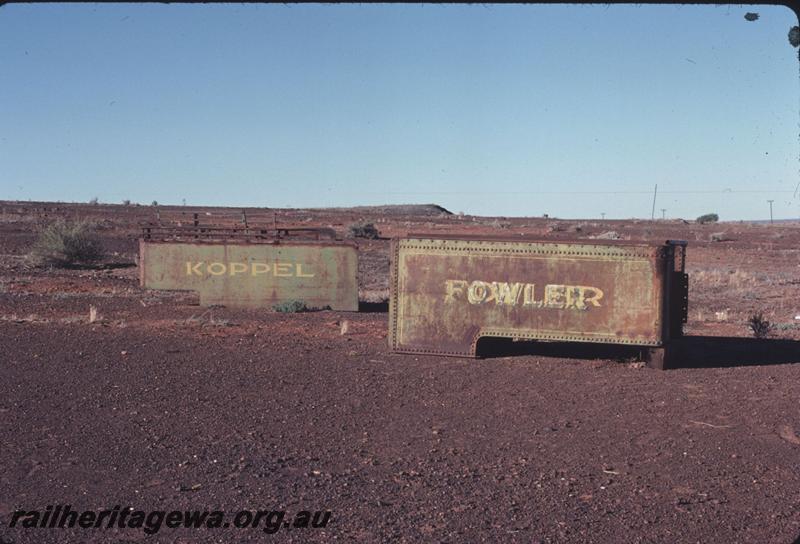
[767,200,774,224]
[661,208,666,220]
[650,184,658,220]
[601,213,606,220]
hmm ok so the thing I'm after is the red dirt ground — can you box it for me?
[1,201,799,543]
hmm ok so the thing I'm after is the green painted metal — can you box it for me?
[139,239,358,311]
[389,235,687,357]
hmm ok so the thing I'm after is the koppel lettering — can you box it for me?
[185,262,315,278]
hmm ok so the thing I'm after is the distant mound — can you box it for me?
[325,204,453,216]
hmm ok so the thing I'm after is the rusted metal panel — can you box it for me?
[139,239,358,311]
[389,234,688,357]
[140,221,338,242]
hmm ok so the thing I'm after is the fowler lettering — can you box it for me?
[185,262,315,278]
[445,279,603,310]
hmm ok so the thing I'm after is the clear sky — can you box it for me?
[1,3,798,220]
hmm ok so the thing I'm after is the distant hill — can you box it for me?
[739,219,800,224]
[317,204,453,216]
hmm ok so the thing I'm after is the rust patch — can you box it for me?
[389,235,688,357]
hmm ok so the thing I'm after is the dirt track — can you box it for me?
[1,202,800,543]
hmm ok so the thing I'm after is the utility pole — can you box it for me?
[601,213,606,220]
[650,184,658,220]
[767,200,774,224]
[661,208,666,220]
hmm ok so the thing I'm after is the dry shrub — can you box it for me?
[697,213,719,224]
[348,222,380,239]
[273,299,309,313]
[30,220,103,267]
[747,312,773,339]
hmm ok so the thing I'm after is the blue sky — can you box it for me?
[1,3,798,219]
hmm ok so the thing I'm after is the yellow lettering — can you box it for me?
[495,282,523,306]
[251,263,270,276]
[544,284,567,309]
[522,283,541,307]
[582,287,604,307]
[445,280,468,302]
[448,279,603,310]
[565,286,584,309]
[229,262,248,276]
[274,262,293,277]
[207,262,226,276]
[186,261,204,276]
[484,282,498,303]
[296,264,315,278]
[467,281,490,304]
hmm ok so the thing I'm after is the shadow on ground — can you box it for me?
[476,337,648,362]
[668,336,800,369]
[358,301,389,313]
[62,261,137,270]
[476,336,800,370]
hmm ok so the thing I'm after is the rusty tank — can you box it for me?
[139,223,358,311]
[389,234,688,369]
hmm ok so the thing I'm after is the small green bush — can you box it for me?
[30,220,103,267]
[273,299,309,313]
[696,213,719,224]
[348,222,380,239]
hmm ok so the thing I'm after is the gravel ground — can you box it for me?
[1,203,800,543]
